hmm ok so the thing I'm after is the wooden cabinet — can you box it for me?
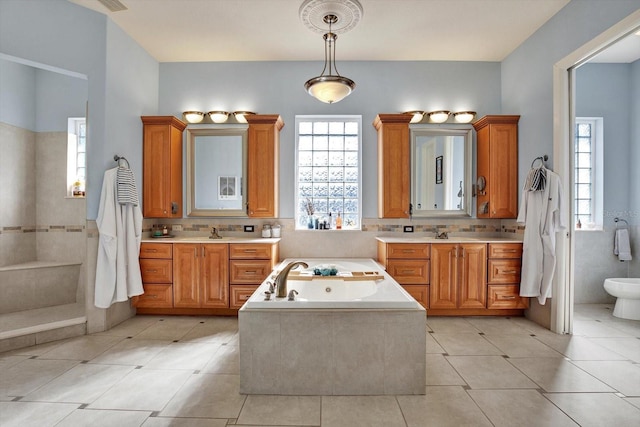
[377,241,429,308]
[134,243,173,308]
[229,242,279,309]
[373,114,412,218]
[173,243,229,308]
[487,243,528,309]
[136,241,279,315]
[141,116,186,218]
[430,243,487,310]
[473,115,520,218]
[246,115,283,218]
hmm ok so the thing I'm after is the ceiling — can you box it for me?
[68,0,640,64]
[69,0,576,63]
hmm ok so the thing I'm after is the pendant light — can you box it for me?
[304,14,355,104]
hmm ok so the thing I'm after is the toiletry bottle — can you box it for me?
[162,225,168,235]
[328,212,332,229]
[336,213,342,229]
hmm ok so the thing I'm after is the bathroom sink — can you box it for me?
[174,236,238,241]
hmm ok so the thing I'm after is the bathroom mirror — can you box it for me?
[186,126,248,217]
[410,127,473,217]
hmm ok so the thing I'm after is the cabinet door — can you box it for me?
[458,243,487,309]
[142,117,185,218]
[247,115,282,218]
[173,244,200,307]
[200,244,229,308]
[488,124,518,218]
[373,115,411,218]
[429,244,458,309]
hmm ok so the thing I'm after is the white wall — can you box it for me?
[0,58,36,130]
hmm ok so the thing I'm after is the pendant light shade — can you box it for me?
[305,75,355,104]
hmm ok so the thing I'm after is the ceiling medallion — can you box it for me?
[299,0,364,35]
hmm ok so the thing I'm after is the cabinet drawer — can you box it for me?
[488,243,522,259]
[402,285,429,309]
[133,284,173,308]
[140,242,172,259]
[387,260,429,284]
[230,260,272,284]
[140,259,172,283]
[488,259,521,284]
[386,243,430,259]
[229,243,273,260]
[230,285,259,309]
[487,285,529,309]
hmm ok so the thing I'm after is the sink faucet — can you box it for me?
[274,261,308,298]
[436,231,448,239]
[209,227,222,239]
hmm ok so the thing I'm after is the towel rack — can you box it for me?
[114,155,130,168]
[614,217,629,229]
[531,154,548,168]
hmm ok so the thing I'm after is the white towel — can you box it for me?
[116,167,139,206]
[614,228,632,261]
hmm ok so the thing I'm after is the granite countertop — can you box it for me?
[141,236,281,244]
[375,236,523,244]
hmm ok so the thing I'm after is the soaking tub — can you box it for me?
[239,258,426,395]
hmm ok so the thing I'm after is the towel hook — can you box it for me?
[531,154,548,168]
[614,217,629,229]
[114,155,130,168]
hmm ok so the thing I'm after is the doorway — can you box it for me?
[552,10,640,334]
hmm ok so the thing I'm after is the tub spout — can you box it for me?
[274,261,308,298]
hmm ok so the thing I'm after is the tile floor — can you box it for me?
[1,304,639,426]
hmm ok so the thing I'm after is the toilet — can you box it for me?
[603,278,640,320]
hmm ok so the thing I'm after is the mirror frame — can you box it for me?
[410,126,474,218]
[186,125,248,217]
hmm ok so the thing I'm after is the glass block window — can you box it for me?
[67,117,87,196]
[574,117,603,230]
[295,116,362,230]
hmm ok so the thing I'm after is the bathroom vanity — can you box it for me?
[134,237,279,315]
[377,236,528,316]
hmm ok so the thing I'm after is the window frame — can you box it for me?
[574,117,603,230]
[294,115,363,230]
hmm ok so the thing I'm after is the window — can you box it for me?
[295,116,362,230]
[67,117,86,196]
[574,117,603,229]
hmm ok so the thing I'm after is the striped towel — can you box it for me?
[116,167,139,206]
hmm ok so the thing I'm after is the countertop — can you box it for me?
[376,236,523,244]
[141,236,281,244]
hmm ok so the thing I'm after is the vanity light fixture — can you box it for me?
[208,111,230,123]
[404,111,425,123]
[233,111,256,124]
[453,111,477,123]
[183,111,205,123]
[428,110,451,123]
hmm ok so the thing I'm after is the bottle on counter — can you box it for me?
[262,224,272,238]
[336,213,342,229]
[328,212,332,229]
[272,223,281,238]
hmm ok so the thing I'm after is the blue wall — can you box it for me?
[2,0,640,220]
[159,61,501,218]
[501,0,640,188]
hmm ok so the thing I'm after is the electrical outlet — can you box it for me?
[244,225,254,232]
[172,224,183,231]
[403,225,414,233]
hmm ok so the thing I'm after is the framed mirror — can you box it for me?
[410,127,473,217]
[186,126,248,217]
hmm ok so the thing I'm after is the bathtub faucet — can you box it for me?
[274,261,308,298]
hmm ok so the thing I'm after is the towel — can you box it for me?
[116,167,139,206]
[614,228,632,261]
